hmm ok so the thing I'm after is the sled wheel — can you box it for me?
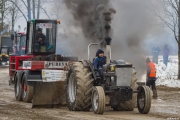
[22,74,33,103]
[92,86,105,114]
[137,86,151,114]
[14,73,23,101]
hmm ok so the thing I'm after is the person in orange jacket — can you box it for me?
[146,57,158,99]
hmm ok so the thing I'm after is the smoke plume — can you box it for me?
[63,0,116,47]
[110,0,162,78]
[54,0,176,80]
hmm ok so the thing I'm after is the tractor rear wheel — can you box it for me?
[22,74,33,103]
[137,86,151,114]
[14,73,23,101]
[92,86,105,114]
[66,62,93,111]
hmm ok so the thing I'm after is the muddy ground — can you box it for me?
[0,67,179,120]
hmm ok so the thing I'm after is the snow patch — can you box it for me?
[141,56,180,88]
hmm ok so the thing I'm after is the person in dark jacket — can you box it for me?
[163,44,169,66]
[152,46,160,64]
[93,49,106,76]
[146,57,158,99]
[35,28,47,52]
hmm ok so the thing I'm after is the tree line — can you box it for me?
[0,0,59,34]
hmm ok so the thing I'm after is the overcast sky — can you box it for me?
[12,0,178,56]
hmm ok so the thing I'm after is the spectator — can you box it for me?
[146,57,158,99]
[163,44,169,66]
[152,45,160,64]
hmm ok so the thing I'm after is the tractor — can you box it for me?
[10,19,78,106]
[0,35,13,65]
[65,8,151,115]
[66,39,152,114]
[8,32,28,85]
[12,32,26,55]
[0,32,26,67]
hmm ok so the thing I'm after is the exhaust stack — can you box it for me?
[103,10,112,65]
[105,37,111,65]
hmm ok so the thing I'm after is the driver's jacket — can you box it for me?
[93,56,106,75]
[36,33,46,46]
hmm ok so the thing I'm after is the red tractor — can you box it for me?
[14,32,26,55]
[9,32,27,84]
[9,19,78,106]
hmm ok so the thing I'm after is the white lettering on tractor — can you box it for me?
[44,61,68,69]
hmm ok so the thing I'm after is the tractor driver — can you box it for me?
[35,28,47,52]
[93,49,106,76]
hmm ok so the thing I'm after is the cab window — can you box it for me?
[34,23,56,53]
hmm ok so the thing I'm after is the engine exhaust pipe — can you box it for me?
[105,37,111,65]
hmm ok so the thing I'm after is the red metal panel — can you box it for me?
[15,56,33,70]
[31,61,45,70]
[17,32,26,36]
[9,55,71,78]
[9,56,16,77]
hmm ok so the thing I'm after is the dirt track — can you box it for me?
[0,67,180,120]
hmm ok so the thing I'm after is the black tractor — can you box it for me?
[66,8,151,115]
[66,40,151,114]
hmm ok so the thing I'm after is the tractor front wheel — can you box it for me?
[137,86,151,114]
[92,86,105,114]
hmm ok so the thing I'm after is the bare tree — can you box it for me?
[37,0,40,19]
[41,7,50,19]
[11,0,30,20]
[153,0,180,79]
[8,0,27,21]
[8,0,20,32]
[32,0,35,19]
[8,0,51,22]
[0,0,9,31]
[32,0,49,19]
[36,0,51,19]
[26,0,31,20]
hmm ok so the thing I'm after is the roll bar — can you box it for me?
[88,43,98,60]
[88,43,112,61]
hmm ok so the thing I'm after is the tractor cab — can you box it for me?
[26,19,60,55]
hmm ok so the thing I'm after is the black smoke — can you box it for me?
[63,0,116,47]
[55,0,174,80]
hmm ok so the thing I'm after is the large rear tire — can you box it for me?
[22,74,33,103]
[14,73,23,101]
[66,62,93,111]
[92,86,105,114]
[137,86,151,114]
